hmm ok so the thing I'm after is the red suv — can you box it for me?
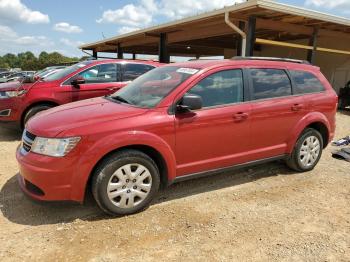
[0,59,162,128]
[16,58,337,215]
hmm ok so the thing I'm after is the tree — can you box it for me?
[0,51,81,71]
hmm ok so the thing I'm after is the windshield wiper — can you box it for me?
[111,95,130,104]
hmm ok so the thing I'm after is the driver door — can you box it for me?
[175,68,252,177]
[62,63,123,102]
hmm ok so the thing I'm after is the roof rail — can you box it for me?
[232,56,311,65]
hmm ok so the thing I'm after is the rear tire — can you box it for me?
[23,104,53,128]
[92,150,160,216]
[286,128,323,172]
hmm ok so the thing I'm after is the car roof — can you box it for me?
[88,59,164,67]
[166,58,320,72]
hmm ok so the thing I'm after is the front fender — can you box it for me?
[286,112,331,153]
[70,130,177,202]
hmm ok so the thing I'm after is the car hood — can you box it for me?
[0,81,24,91]
[27,97,147,137]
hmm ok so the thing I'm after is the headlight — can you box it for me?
[0,90,27,99]
[31,137,81,157]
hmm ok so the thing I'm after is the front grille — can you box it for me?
[21,130,36,153]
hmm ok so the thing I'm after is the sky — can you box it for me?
[0,0,349,58]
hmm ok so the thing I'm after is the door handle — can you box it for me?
[291,104,303,111]
[233,112,249,122]
[107,87,117,91]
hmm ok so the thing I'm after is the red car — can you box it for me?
[16,57,337,215]
[0,59,162,128]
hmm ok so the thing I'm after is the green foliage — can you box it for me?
[0,51,80,71]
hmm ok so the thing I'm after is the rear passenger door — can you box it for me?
[248,68,306,160]
[121,63,155,82]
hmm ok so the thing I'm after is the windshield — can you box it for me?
[44,61,93,81]
[110,66,199,108]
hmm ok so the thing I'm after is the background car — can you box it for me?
[0,59,163,128]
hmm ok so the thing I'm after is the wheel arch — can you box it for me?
[86,144,169,195]
[287,112,331,153]
[69,131,177,203]
[21,100,60,127]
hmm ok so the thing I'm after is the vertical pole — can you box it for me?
[196,54,200,60]
[132,53,136,60]
[236,21,245,57]
[117,43,124,59]
[159,33,170,63]
[307,27,318,64]
[246,16,256,57]
[92,50,97,59]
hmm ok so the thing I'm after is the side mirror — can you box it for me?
[71,77,85,87]
[177,94,203,112]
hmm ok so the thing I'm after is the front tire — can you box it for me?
[92,150,160,216]
[286,128,323,172]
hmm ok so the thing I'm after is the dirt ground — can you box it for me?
[0,112,349,262]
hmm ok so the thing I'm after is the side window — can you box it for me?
[77,63,117,84]
[250,69,292,100]
[123,64,155,81]
[186,69,244,108]
[290,70,325,94]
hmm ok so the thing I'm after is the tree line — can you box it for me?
[0,51,88,71]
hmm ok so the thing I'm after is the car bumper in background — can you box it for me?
[0,97,21,122]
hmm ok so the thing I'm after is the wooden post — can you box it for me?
[92,50,97,59]
[246,16,256,57]
[159,33,170,63]
[307,27,318,64]
[117,43,124,59]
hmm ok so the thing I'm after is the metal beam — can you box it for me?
[307,27,318,64]
[159,33,170,63]
[246,16,256,56]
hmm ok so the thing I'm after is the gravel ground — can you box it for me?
[0,112,349,262]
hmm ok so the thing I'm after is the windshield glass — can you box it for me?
[110,66,199,108]
[44,61,93,81]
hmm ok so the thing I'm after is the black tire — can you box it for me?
[23,104,53,127]
[286,128,323,172]
[92,150,160,216]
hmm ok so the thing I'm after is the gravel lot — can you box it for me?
[0,112,349,261]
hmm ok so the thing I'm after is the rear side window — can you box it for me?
[290,70,325,94]
[250,69,292,100]
[187,69,244,108]
[123,64,155,81]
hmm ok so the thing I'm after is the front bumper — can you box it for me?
[16,146,79,202]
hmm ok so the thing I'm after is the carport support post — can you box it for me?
[92,50,97,59]
[117,43,124,59]
[132,53,136,60]
[159,33,170,63]
[245,16,256,57]
[236,21,245,56]
[307,27,318,64]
